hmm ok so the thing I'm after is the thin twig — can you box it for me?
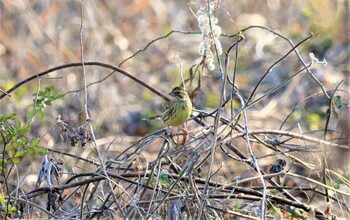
[239,25,330,99]
[321,80,344,204]
[246,33,314,105]
[200,1,228,218]
[223,129,348,150]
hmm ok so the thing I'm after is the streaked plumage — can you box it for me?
[161,86,192,126]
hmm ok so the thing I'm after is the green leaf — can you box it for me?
[27,147,35,156]
[7,125,16,135]
[0,158,8,172]
[0,191,5,206]
[158,172,172,186]
[44,100,52,106]
[26,111,34,121]
[333,95,347,110]
[16,136,27,144]
[10,205,17,212]
[38,110,44,119]
[34,145,48,155]
[333,95,342,107]
[10,140,19,148]
[11,157,21,164]
[0,113,17,122]
[19,123,31,133]
[29,138,39,147]
[14,150,26,158]
[8,150,15,158]
[0,164,6,172]
[15,120,21,129]
[270,208,277,215]
[29,86,63,120]
[3,204,17,214]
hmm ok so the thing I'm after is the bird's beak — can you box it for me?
[169,91,175,96]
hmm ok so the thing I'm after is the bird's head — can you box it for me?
[169,86,188,100]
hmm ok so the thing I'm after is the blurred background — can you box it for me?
[1,0,348,132]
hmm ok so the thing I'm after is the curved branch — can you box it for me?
[0,62,169,101]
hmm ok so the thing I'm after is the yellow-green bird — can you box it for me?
[161,86,192,126]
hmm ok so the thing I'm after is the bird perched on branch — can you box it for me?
[148,86,192,127]
[161,86,193,126]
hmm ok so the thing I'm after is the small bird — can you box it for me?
[161,86,192,126]
[147,86,192,129]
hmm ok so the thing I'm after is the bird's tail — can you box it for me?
[143,115,161,121]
